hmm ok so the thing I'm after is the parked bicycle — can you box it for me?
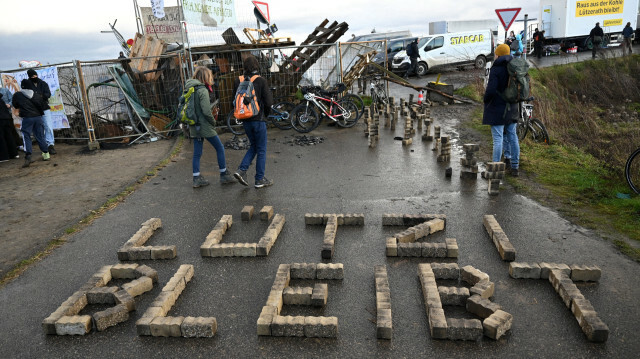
[517,97,549,144]
[290,84,360,133]
[626,147,640,194]
[226,99,296,135]
[369,75,389,107]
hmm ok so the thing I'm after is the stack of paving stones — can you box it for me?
[383,214,456,258]
[117,218,177,261]
[374,265,393,340]
[304,213,365,259]
[389,97,398,131]
[508,262,607,342]
[43,263,157,335]
[437,136,451,162]
[257,263,342,338]
[432,126,441,151]
[135,264,217,337]
[200,206,285,257]
[460,144,480,179]
[484,162,505,195]
[363,107,372,137]
[368,108,379,148]
[482,215,516,261]
[417,263,511,341]
[422,118,433,141]
[402,109,413,146]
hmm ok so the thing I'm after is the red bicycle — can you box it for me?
[290,84,359,133]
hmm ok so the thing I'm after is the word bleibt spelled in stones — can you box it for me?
[483,215,516,261]
[117,218,177,261]
[418,263,511,341]
[508,262,607,342]
[304,213,365,259]
[135,264,218,338]
[258,263,343,338]
[382,214,456,258]
[43,263,157,335]
[200,206,285,257]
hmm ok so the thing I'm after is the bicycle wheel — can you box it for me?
[226,110,245,135]
[333,99,359,128]
[528,118,550,144]
[516,118,528,140]
[626,148,640,194]
[344,93,364,120]
[270,101,295,130]
[291,102,320,133]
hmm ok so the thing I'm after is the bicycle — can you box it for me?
[290,85,360,133]
[517,97,549,144]
[369,75,389,107]
[626,147,640,194]
[226,99,297,135]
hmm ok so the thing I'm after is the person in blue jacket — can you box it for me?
[483,44,520,176]
[511,34,524,57]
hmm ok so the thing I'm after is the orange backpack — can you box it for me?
[233,75,261,120]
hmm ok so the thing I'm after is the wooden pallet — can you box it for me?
[341,50,377,88]
[129,33,167,81]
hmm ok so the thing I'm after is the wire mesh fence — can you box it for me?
[0,39,385,147]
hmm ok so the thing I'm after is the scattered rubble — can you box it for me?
[284,135,325,146]
[224,136,250,150]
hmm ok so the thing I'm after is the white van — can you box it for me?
[391,30,494,76]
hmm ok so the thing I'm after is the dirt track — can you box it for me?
[0,140,174,276]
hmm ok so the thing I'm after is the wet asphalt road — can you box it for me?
[1,98,639,358]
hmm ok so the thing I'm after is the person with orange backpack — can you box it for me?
[232,55,274,188]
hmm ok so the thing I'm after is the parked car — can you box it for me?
[391,30,494,75]
[371,36,418,70]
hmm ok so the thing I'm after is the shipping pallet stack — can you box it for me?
[484,162,506,195]
[460,144,480,179]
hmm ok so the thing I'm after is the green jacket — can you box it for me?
[185,78,218,138]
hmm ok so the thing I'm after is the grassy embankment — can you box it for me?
[455,55,640,260]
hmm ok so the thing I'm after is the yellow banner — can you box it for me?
[603,18,623,26]
[576,0,625,17]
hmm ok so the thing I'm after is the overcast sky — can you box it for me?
[0,0,538,70]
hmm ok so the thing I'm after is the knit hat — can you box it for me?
[27,69,38,77]
[20,79,31,89]
[495,44,510,57]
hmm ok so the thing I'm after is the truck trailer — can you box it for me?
[540,0,639,49]
[429,20,500,37]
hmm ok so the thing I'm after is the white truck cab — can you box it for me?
[392,30,494,75]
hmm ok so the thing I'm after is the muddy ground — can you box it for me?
[0,140,174,277]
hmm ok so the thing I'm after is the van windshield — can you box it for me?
[418,37,432,48]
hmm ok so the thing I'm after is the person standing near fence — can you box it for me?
[12,79,49,167]
[0,92,19,162]
[482,44,520,176]
[188,66,237,188]
[23,69,56,155]
[622,22,633,56]
[589,22,604,59]
[233,55,274,188]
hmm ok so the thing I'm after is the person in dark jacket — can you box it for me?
[233,55,274,188]
[187,66,236,187]
[404,39,420,79]
[622,22,633,56]
[482,44,520,176]
[0,92,19,162]
[23,69,56,154]
[12,79,49,167]
[589,22,604,59]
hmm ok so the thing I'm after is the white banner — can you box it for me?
[182,0,236,27]
[140,6,183,43]
[151,0,165,18]
[1,67,69,129]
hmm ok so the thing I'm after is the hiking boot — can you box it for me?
[234,170,249,186]
[255,177,273,188]
[220,170,236,184]
[193,175,210,188]
[510,168,519,177]
[48,145,56,155]
[22,155,34,168]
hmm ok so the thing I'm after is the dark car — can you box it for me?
[371,36,418,70]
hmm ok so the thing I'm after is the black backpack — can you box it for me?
[30,92,48,112]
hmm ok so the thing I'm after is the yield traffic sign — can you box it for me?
[495,8,521,32]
